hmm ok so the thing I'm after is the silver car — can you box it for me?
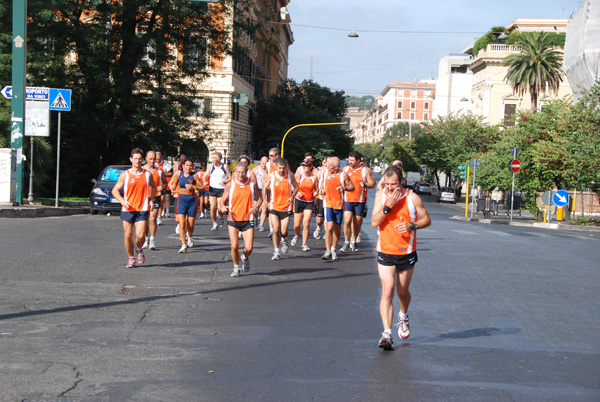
[414,181,432,195]
[437,187,457,203]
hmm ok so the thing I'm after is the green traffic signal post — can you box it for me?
[10,0,27,205]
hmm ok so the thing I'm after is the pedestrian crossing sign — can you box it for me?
[49,88,72,111]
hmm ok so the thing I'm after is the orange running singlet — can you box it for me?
[269,170,293,212]
[376,189,417,255]
[323,171,345,210]
[144,166,163,196]
[344,165,368,203]
[123,169,151,212]
[296,175,316,202]
[228,177,256,222]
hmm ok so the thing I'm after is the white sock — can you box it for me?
[234,265,239,269]
[384,329,392,335]
[275,248,280,254]
[331,247,335,251]
[400,313,409,320]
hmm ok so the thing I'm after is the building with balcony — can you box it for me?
[355,82,435,144]
[465,19,573,126]
[191,0,293,161]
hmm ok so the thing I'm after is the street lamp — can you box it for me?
[404,109,412,141]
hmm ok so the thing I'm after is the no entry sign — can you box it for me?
[510,159,521,173]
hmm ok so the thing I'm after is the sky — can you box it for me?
[285,0,582,97]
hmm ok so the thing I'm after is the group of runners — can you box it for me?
[112,147,431,350]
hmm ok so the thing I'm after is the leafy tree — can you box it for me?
[0,2,11,143]
[504,32,564,112]
[354,142,384,165]
[345,95,375,110]
[414,112,499,186]
[254,79,354,167]
[2,0,229,196]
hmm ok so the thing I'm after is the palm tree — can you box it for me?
[504,32,564,112]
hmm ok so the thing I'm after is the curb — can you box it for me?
[450,215,600,232]
[0,206,90,218]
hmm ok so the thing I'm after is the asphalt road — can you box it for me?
[0,191,599,401]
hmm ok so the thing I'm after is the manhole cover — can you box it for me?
[121,286,179,296]
[23,398,109,402]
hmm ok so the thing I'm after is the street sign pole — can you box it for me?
[470,165,476,218]
[511,171,515,223]
[55,112,62,207]
[11,0,27,205]
[464,165,470,218]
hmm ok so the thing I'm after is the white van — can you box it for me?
[404,172,421,188]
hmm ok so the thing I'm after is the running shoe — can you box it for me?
[356,234,362,243]
[340,242,350,253]
[331,249,338,261]
[290,235,299,246]
[165,211,170,218]
[157,216,162,225]
[199,213,205,219]
[397,316,411,339]
[271,251,281,261]
[230,267,240,277]
[321,251,332,260]
[148,238,156,250]
[238,231,243,240]
[378,332,393,350]
[258,225,265,232]
[211,223,218,231]
[219,215,225,227]
[241,256,250,272]
[178,245,187,253]
[136,249,145,264]
[268,230,273,239]
[281,239,289,254]
[142,237,149,249]
[350,242,357,252]
[313,226,322,239]
[301,244,311,251]
[175,224,180,234]
[126,258,136,269]
[186,236,194,248]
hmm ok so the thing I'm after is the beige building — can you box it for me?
[344,107,368,143]
[189,1,293,161]
[466,19,573,126]
[355,82,435,144]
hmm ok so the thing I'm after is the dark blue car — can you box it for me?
[90,165,129,214]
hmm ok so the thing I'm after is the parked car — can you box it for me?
[90,165,129,214]
[414,181,432,195]
[437,187,457,203]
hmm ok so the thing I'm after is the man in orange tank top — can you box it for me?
[112,148,157,269]
[371,166,431,350]
[219,162,262,277]
[341,151,376,252]
[320,157,354,261]
[312,155,330,240]
[262,157,299,261]
[142,150,164,250]
[291,159,319,251]
[155,151,172,219]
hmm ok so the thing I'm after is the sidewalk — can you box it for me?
[451,200,600,233]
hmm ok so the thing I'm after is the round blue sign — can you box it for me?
[553,190,569,207]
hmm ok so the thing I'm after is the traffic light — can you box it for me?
[457,165,468,180]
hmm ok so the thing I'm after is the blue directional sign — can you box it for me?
[49,88,72,111]
[1,86,11,98]
[553,190,569,207]
[1,86,50,100]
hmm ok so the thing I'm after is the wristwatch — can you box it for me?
[410,222,418,231]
